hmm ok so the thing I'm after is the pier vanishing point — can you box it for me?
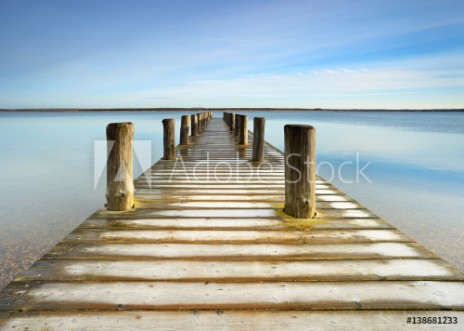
[1,112,463,330]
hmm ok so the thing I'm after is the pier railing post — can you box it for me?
[284,125,316,219]
[252,117,265,162]
[180,115,190,145]
[230,113,235,132]
[191,114,198,136]
[197,113,202,131]
[234,114,241,137]
[106,122,134,211]
[162,118,175,160]
[238,114,248,145]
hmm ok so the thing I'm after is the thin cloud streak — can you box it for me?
[0,0,463,108]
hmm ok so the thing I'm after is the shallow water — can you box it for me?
[0,111,463,288]
[260,111,464,273]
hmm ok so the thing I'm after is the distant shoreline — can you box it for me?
[1,108,463,112]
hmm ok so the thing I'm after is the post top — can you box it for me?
[107,122,134,126]
[106,122,134,131]
[284,124,315,130]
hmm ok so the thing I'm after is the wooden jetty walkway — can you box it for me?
[1,113,464,330]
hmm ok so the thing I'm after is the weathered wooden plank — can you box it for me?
[133,200,364,210]
[64,229,409,243]
[2,281,464,311]
[79,217,393,230]
[44,242,434,260]
[90,207,377,220]
[135,189,336,196]
[134,194,351,203]
[135,194,287,201]
[16,259,460,282]
[136,184,286,188]
[1,310,463,331]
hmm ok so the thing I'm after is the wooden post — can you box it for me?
[238,114,248,145]
[234,114,241,137]
[252,117,265,162]
[197,113,203,132]
[191,114,198,136]
[106,122,134,211]
[284,125,316,219]
[230,113,235,132]
[180,115,190,145]
[162,118,175,160]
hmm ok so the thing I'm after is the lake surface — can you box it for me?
[0,111,463,288]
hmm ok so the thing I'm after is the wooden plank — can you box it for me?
[15,259,460,282]
[134,194,351,202]
[79,217,393,230]
[99,207,378,219]
[135,189,287,195]
[2,281,464,310]
[44,242,435,260]
[64,229,409,243]
[133,200,362,209]
[2,310,463,331]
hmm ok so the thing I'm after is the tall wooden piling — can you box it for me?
[196,113,202,131]
[234,114,241,137]
[238,115,248,145]
[106,122,134,211]
[162,119,175,160]
[284,125,316,218]
[230,113,235,132]
[252,117,265,162]
[180,115,190,145]
[191,114,198,136]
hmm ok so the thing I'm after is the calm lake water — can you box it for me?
[0,111,463,288]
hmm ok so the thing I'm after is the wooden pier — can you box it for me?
[1,113,464,330]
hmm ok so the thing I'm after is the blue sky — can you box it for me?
[0,0,463,109]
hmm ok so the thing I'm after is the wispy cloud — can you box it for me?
[0,0,463,108]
